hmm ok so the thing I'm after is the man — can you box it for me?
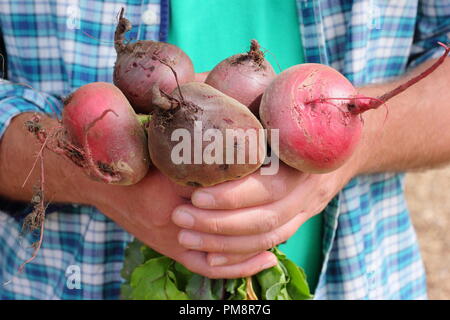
[0,0,448,299]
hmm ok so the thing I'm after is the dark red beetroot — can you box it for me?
[62,82,150,185]
[147,82,265,187]
[205,40,276,114]
[260,43,450,173]
[113,9,194,113]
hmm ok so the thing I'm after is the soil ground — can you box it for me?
[405,166,450,300]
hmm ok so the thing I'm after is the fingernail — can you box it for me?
[179,231,202,249]
[209,255,228,266]
[173,209,195,228]
[193,191,215,208]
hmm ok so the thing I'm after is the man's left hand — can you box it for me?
[171,160,357,270]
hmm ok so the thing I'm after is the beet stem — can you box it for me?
[233,39,266,67]
[246,277,258,300]
[307,43,449,115]
[137,114,151,127]
[248,40,264,64]
[249,39,260,53]
[114,7,131,53]
[305,96,385,115]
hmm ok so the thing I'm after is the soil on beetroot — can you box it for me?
[405,166,450,300]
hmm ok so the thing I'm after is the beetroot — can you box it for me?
[260,43,450,173]
[113,9,195,113]
[62,82,150,185]
[147,82,265,187]
[205,40,276,114]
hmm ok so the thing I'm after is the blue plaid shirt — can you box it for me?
[0,0,448,300]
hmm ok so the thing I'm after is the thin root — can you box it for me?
[81,30,114,45]
[246,276,258,300]
[26,110,122,184]
[261,47,282,73]
[305,96,388,115]
[4,147,48,286]
[153,54,185,102]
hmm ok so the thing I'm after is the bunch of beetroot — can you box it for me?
[29,8,449,191]
[31,10,274,188]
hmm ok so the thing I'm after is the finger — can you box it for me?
[191,165,302,210]
[177,213,307,254]
[172,188,306,236]
[179,250,277,279]
[206,252,260,267]
[173,171,336,236]
[172,202,286,236]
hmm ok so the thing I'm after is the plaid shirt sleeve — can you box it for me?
[0,80,63,139]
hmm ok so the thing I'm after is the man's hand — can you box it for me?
[172,54,450,270]
[171,159,357,267]
[0,113,276,279]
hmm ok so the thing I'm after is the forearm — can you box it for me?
[353,57,450,175]
[0,112,91,204]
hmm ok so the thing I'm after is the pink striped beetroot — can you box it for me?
[62,82,150,185]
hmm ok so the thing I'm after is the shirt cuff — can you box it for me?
[0,80,63,139]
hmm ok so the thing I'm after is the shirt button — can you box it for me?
[142,9,160,25]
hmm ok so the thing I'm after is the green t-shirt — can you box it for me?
[168,0,323,292]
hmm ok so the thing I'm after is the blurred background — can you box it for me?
[405,166,450,300]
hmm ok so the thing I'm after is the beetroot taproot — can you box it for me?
[147,82,265,187]
[205,40,276,114]
[113,9,194,113]
[260,43,450,173]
